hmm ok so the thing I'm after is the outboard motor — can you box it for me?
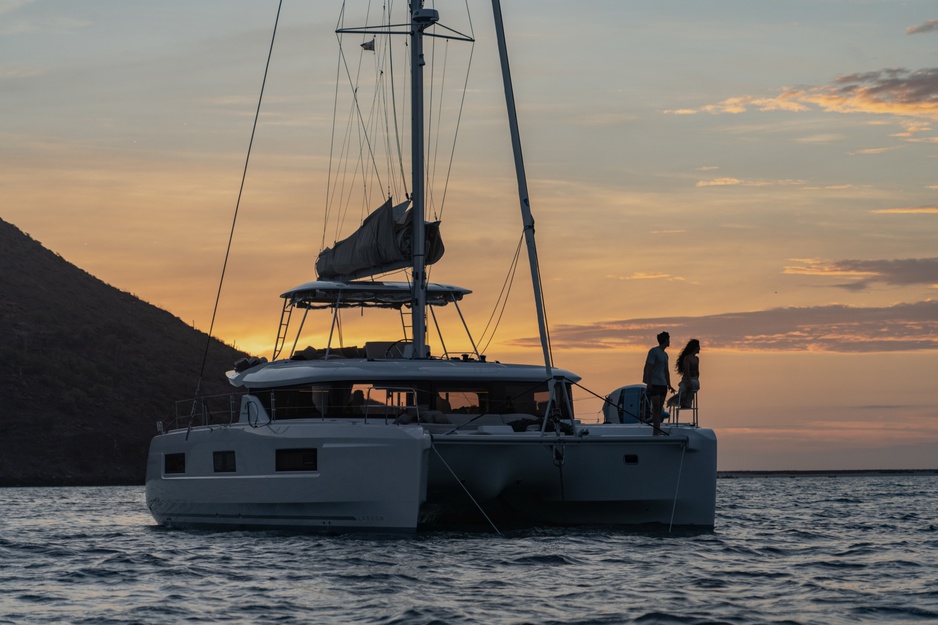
[604,384,671,424]
[603,384,648,423]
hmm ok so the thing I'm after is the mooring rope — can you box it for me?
[431,440,501,535]
[669,440,687,532]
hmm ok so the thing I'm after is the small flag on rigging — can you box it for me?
[361,39,375,51]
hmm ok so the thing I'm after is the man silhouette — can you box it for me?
[642,331,674,435]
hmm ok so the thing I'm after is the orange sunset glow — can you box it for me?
[2,1,936,470]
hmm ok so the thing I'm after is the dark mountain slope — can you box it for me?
[0,217,248,486]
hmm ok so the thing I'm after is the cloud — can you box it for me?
[0,67,45,79]
[0,14,89,35]
[907,20,938,35]
[871,206,938,214]
[514,300,938,353]
[848,146,903,155]
[891,120,933,137]
[795,133,846,144]
[671,68,938,139]
[696,177,805,187]
[801,184,858,190]
[696,177,741,187]
[784,258,938,290]
[609,272,685,282]
[0,1,33,15]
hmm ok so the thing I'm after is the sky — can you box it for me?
[2,0,937,471]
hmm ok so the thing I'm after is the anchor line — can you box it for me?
[668,440,688,532]
[430,439,501,535]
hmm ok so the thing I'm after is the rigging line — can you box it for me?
[335,2,374,236]
[425,33,445,220]
[387,16,409,200]
[194,0,283,397]
[479,233,523,352]
[571,381,672,435]
[463,0,476,39]
[327,97,357,245]
[571,381,617,411]
[571,381,628,422]
[380,33,403,203]
[324,3,350,252]
[333,3,377,245]
[354,29,383,227]
[478,233,523,354]
[337,32,385,203]
[436,40,474,221]
[374,2,397,202]
[327,46,357,242]
[363,48,388,211]
[378,38,393,200]
[331,103,355,243]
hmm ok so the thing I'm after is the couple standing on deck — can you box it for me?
[642,331,700,434]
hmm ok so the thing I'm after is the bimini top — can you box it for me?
[281,281,471,310]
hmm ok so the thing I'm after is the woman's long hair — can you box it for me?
[675,339,700,374]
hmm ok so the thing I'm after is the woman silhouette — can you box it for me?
[675,339,701,409]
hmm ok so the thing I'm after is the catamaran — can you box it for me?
[145,1,717,532]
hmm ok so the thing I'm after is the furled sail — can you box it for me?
[315,198,444,281]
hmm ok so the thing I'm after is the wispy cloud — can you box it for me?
[696,177,805,187]
[784,258,938,290]
[848,146,904,155]
[516,300,938,352]
[907,20,938,35]
[696,177,741,187]
[669,68,938,140]
[801,184,859,190]
[871,206,938,214]
[795,133,846,144]
[0,1,33,16]
[0,67,44,79]
[0,14,89,35]
[608,272,686,282]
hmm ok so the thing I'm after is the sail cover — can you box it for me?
[315,198,444,281]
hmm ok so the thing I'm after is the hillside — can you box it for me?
[0,218,248,486]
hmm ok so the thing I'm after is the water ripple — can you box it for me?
[0,477,936,624]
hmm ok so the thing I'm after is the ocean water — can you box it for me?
[1,476,936,625]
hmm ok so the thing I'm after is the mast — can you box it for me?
[409,2,437,359]
[490,0,553,377]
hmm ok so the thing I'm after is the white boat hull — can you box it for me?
[145,420,715,532]
[145,423,431,532]
[425,425,717,529]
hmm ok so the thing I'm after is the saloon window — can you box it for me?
[213,451,236,473]
[275,448,318,471]
[164,453,185,474]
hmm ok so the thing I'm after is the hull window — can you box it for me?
[164,453,186,474]
[275,448,318,472]
[213,451,237,473]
